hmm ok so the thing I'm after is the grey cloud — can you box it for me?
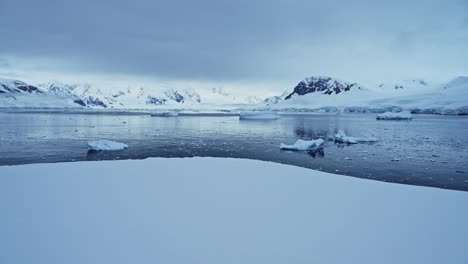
[0,0,467,85]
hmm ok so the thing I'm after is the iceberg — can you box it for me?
[87,140,128,151]
[239,111,279,120]
[150,111,179,117]
[334,130,377,144]
[280,138,325,151]
[376,111,412,120]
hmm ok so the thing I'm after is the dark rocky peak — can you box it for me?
[285,76,361,100]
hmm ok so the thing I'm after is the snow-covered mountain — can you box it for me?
[1,75,467,114]
[0,78,264,109]
[284,76,364,99]
[0,78,82,108]
[0,78,43,94]
[264,90,289,104]
[267,75,468,115]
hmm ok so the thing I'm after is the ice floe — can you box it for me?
[280,138,325,151]
[334,130,378,144]
[239,111,279,120]
[87,140,128,151]
[376,111,412,120]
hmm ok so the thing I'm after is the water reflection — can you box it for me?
[307,149,325,158]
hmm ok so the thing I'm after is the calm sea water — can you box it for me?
[0,111,467,191]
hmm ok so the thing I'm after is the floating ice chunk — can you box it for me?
[280,138,325,151]
[334,130,378,144]
[88,140,128,151]
[335,130,358,144]
[376,111,412,120]
[239,111,279,120]
[151,111,179,117]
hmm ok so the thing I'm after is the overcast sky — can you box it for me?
[1,0,467,92]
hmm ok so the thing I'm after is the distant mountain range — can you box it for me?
[0,78,263,109]
[1,76,467,114]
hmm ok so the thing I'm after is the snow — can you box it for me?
[377,111,413,120]
[87,140,128,151]
[0,157,467,264]
[150,111,179,117]
[2,75,468,114]
[267,76,468,115]
[334,130,378,144]
[239,111,279,120]
[280,138,325,151]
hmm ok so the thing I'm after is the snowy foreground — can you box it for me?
[1,158,467,264]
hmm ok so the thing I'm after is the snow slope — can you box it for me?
[1,78,263,109]
[0,78,84,108]
[0,157,467,264]
[268,76,468,114]
[369,76,468,114]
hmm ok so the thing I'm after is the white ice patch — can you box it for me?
[334,130,377,144]
[376,111,412,120]
[150,111,179,117]
[239,111,279,120]
[87,140,128,151]
[280,138,325,151]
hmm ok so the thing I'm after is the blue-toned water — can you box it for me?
[0,111,467,191]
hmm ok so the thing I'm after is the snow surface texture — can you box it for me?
[377,111,413,120]
[280,138,325,151]
[239,111,279,120]
[334,130,378,144]
[150,111,179,117]
[0,157,467,264]
[87,140,128,151]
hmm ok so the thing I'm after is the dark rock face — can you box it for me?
[83,96,107,108]
[184,90,201,103]
[146,96,167,105]
[285,77,360,100]
[73,99,87,107]
[165,90,185,103]
[1,81,43,94]
[112,91,126,98]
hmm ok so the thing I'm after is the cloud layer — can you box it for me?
[1,0,467,90]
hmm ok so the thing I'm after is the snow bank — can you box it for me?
[280,138,325,151]
[150,111,179,117]
[87,140,128,151]
[239,111,279,120]
[334,130,377,144]
[0,157,467,264]
[376,111,412,120]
